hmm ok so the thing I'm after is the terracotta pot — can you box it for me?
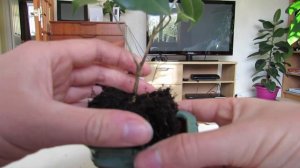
[255,84,280,100]
[89,111,198,168]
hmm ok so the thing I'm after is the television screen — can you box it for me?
[147,1,235,57]
[57,1,88,21]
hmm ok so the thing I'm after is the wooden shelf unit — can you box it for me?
[145,61,236,101]
[282,53,300,101]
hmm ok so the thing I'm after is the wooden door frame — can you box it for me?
[33,0,54,41]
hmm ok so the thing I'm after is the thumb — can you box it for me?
[134,125,252,168]
[41,102,153,148]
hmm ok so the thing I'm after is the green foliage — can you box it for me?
[286,0,300,45]
[248,9,293,92]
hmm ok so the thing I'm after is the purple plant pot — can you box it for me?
[255,85,280,100]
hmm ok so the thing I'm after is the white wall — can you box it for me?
[122,0,289,97]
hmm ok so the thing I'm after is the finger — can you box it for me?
[135,126,251,168]
[178,98,240,126]
[70,65,156,94]
[40,102,153,148]
[63,85,102,103]
[34,39,152,76]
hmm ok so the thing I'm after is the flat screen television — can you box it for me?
[57,1,88,21]
[147,0,236,60]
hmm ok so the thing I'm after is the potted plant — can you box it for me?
[72,0,204,167]
[248,9,293,100]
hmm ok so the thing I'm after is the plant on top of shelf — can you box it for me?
[286,0,300,45]
[248,9,293,100]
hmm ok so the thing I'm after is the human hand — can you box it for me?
[135,98,300,168]
[0,39,154,166]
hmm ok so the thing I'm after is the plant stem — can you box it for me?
[267,27,275,81]
[132,15,171,101]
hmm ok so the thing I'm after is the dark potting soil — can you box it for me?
[88,87,182,147]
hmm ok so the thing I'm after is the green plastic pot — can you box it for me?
[89,111,198,168]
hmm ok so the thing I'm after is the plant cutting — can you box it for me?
[248,9,293,100]
[73,0,204,167]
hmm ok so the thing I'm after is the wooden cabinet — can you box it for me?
[145,61,236,101]
[282,52,300,101]
[49,21,126,47]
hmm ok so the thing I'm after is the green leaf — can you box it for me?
[255,59,266,71]
[267,67,279,78]
[259,43,273,55]
[259,20,274,29]
[286,1,300,15]
[273,9,281,23]
[276,62,286,74]
[248,52,261,58]
[252,75,265,82]
[254,33,269,40]
[265,81,276,92]
[274,52,284,63]
[254,40,268,45]
[275,41,292,53]
[113,0,171,15]
[287,1,300,45]
[177,0,204,23]
[275,20,284,26]
[283,62,292,67]
[287,22,300,45]
[273,28,286,37]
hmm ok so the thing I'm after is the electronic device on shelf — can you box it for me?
[147,0,236,61]
[185,93,224,99]
[190,74,220,80]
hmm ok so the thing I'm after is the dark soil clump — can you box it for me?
[88,87,181,147]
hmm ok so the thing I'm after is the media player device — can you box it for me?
[185,93,224,99]
[190,74,220,80]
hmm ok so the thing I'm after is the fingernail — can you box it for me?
[123,120,153,144]
[135,148,161,168]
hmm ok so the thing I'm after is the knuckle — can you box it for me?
[84,113,106,145]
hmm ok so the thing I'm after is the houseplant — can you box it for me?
[72,0,203,167]
[248,9,293,100]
